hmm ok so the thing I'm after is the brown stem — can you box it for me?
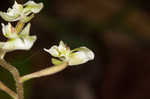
[20,62,68,83]
[0,59,24,99]
[0,80,18,99]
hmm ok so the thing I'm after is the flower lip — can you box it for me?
[68,47,94,66]
[80,47,95,60]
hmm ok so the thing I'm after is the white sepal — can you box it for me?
[1,23,18,39]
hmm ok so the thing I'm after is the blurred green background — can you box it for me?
[0,0,150,99]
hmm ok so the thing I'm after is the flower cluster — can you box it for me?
[0,1,95,99]
[0,1,94,65]
[0,1,43,59]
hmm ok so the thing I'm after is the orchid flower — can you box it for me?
[0,1,43,22]
[44,41,94,66]
[0,22,36,58]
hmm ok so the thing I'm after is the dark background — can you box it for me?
[0,0,150,99]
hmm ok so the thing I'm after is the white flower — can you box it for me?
[0,1,43,22]
[0,23,36,52]
[44,41,94,66]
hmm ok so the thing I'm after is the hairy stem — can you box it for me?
[0,59,24,99]
[20,62,68,83]
[0,80,17,99]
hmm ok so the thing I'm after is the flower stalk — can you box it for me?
[0,59,24,99]
[15,21,25,34]
[0,80,17,99]
[20,62,68,83]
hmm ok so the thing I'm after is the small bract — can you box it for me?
[0,1,43,22]
[44,41,94,66]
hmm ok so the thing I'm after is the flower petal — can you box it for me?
[2,35,36,52]
[58,41,70,57]
[1,23,18,39]
[0,1,23,21]
[21,36,37,50]
[69,47,94,65]
[9,1,23,16]
[1,23,11,36]
[58,41,66,51]
[44,45,59,57]
[0,11,20,21]
[77,47,94,60]
[24,1,43,14]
